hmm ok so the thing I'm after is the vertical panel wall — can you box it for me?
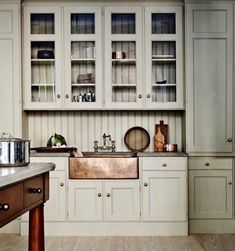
[27,111,183,152]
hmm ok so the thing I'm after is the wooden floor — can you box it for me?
[1,234,235,251]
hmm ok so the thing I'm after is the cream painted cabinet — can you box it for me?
[23,6,63,109]
[145,6,183,109]
[0,2,21,137]
[68,180,139,221]
[104,7,143,109]
[189,157,233,219]
[186,3,233,152]
[141,157,187,221]
[21,157,67,224]
[64,6,102,109]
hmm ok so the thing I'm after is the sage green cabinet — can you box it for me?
[186,3,233,152]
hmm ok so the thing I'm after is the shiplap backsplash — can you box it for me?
[27,111,184,152]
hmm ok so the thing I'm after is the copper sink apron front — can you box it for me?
[69,157,138,179]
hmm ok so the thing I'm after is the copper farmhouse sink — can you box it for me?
[69,152,138,179]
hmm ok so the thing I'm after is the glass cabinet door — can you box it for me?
[105,7,143,109]
[64,7,102,109]
[145,7,183,109]
[23,7,62,109]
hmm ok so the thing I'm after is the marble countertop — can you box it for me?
[0,162,55,189]
[137,152,188,157]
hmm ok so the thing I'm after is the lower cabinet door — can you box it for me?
[104,181,140,221]
[68,181,103,221]
[142,171,187,221]
[189,170,233,219]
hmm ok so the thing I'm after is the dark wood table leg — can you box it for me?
[28,203,45,251]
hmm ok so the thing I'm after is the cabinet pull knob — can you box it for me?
[227,138,232,142]
[228,181,232,185]
[138,94,142,99]
[147,94,151,98]
[0,203,9,211]
[107,193,110,197]
[57,94,61,99]
[144,182,148,187]
[60,182,64,187]
[162,163,167,167]
[98,193,102,197]
[31,188,42,194]
[204,162,210,166]
[65,94,69,99]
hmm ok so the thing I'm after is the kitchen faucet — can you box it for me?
[94,133,116,152]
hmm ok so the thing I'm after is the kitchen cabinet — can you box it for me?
[64,6,102,109]
[23,6,63,109]
[145,6,183,109]
[189,157,233,219]
[68,180,140,221]
[21,157,66,223]
[141,157,187,221]
[23,2,184,110]
[0,2,21,137]
[104,7,143,109]
[186,3,233,152]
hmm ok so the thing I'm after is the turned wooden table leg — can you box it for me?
[28,203,45,251]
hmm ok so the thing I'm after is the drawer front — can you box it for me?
[31,157,67,171]
[0,183,23,222]
[189,157,232,170]
[141,157,187,171]
[24,175,44,208]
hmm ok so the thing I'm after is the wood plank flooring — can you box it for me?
[0,234,235,251]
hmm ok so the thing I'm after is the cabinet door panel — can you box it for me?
[189,170,232,219]
[186,4,233,152]
[142,171,186,221]
[105,181,140,221]
[68,181,103,221]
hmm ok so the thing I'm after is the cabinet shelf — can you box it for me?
[31,59,55,62]
[112,84,136,88]
[71,58,95,63]
[112,59,136,64]
[31,84,55,86]
[152,59,176,62]
[71,83,95,87]
[152,83,176,87]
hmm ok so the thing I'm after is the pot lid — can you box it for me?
[0,132,29,142]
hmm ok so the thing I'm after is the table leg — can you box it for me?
[28,203,45,251]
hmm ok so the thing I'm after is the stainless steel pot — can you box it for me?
[0,133,30,167]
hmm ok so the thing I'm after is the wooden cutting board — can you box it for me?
[31,147,77,153]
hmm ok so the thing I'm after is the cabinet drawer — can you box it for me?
[189,157,232,170]
[142,157,187,171]
[24,175,44,208]
[0,183,23,222]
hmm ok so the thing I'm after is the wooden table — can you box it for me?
[0,163,55,251]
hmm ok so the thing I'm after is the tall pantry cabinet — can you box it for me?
[185,1,234,233]
[0,1,21,137]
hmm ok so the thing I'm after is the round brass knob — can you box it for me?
[65,94,69,99]
[162,163,167,167]
[60,182,64,187]
[98,193,102,197]
[228,181,232,185]
[147,94,150,98]
[144,182,148,187]
[57,94,61,99]
[205,162,210,166]
[0,203,9,211]
[31,188,42,194]
[107,193,110,197]
[227,138,232,142]
[138,94,142,99]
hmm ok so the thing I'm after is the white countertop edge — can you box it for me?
[0,162,55,189]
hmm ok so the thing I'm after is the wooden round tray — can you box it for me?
[124,126,150,151]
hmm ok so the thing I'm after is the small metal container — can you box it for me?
[164,144,178,152]
[0,133,30,167]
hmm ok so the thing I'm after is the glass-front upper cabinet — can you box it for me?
[64,7,102,109]
[145,6,183,109]
[23,6,62,109]
[104,7,143,109]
